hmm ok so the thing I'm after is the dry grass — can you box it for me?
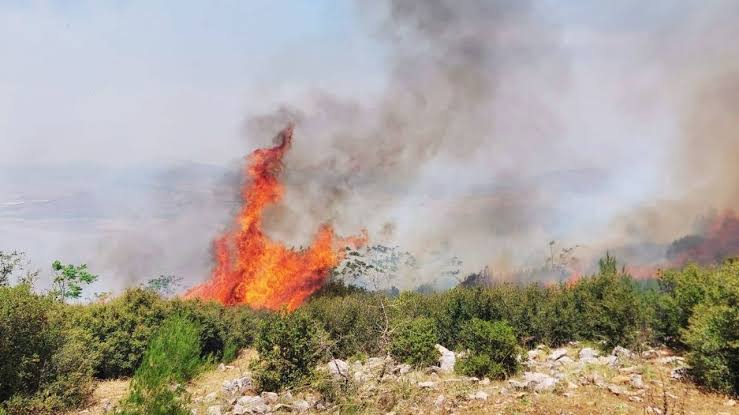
[67,379,129,415]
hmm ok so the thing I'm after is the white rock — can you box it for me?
[468,391,489,401]
[607,384,628,395]
[521,372,558,392]
[232,404,247,415]
[396,363,412,375]
[597,355,618,367]
[527,349,542,360]
[629,374,645,389]
[204,392,217,403]
[579,347,600,361]
[237,396,269,414]
[222,376,252,394]
[206,406,221,415]
[418,381,435,388]
[435,344,456,373]
[327,359,349,379]
[293,399,310,412]
[612,346,633,359]
[657,356,685,365]
[261,391,279,404]
[557,356,575,366]
[724,399,736,407]
[434,394,446,409]
[548,348,568,361]
[479,378,491,385]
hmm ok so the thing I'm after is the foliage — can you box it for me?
[306,292,383,358]
[0,250,37,287]
[682,303,739,395]
[73,288,171,378]
[0,285,97,415]
[118,314,203,415]
[51,260,98,302]
[251,311,322,392]
[455,319,519,379]
[571,254,642,349]
[143,274,183,297]
[390,317,440,367]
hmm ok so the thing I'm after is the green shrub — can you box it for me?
[306,293,383,358]
[682,303,739,395]
[572,254,642,349]
[654,261,738,346]
[251,311,321,392]
[74,288,171,378]
[455,319,519,379]
[0,285,97,415]
[390,317,439,367]
[118,314,203,415]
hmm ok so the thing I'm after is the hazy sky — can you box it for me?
[0,1,386,165]
[2,1,738,292]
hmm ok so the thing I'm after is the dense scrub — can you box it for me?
[455,319,519,379]
[1,255,738,413]
[390,317,440,367]
[251,311,322,392]
[118,314,204,415]
[0,285,99,415]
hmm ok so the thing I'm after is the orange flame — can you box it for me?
[186,126,366,311]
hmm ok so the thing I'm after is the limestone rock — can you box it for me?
[434,394,446,409]
[435,344,456,373]
[236,396,269,414]
[327,359,349,380]
[579,347,599,361]
[468,391,489,401]
[548,348,568,361]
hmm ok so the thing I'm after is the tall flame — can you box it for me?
[186,126,366,311]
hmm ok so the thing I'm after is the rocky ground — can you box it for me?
[73,344,736,415]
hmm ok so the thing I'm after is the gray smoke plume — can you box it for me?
[243,0,739,288]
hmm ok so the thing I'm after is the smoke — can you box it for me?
[239,1,739,288]
[6,2,739,291]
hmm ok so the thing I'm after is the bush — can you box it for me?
[306,293,383,358]
[74,288,171,378]
[682,303,739,394]
[572,254,642,349]
[455,319,519,379]
[0,285,97,415]
[390,317,439,367]
[251,311,321,392]
[118,314,203,415]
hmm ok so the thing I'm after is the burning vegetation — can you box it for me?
[185,126,366,310]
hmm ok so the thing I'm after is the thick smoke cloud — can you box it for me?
[246,0,739,288]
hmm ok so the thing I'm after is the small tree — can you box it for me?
[52,261,98,303]
[0,250,37,286]
[144,275,183,297]
[455,319,520,379]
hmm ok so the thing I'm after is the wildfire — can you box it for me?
[186,126,366,311]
